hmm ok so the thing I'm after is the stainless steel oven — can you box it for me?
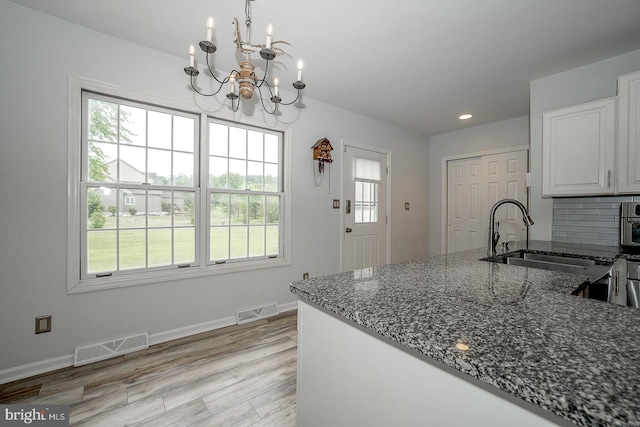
[621,202,640,248]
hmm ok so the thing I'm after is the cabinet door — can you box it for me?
[542,98,616,197]
[618,71,640,193]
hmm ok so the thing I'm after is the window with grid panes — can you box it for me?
[207,119,283,264]
[81,92,199,278]
[70,77,289,292]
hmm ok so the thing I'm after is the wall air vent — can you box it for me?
[236,303,279,325]
[74,332,148,367]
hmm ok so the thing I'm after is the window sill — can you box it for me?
[67,256,290,294]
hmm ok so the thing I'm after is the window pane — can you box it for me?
[354,181,378,224]
[119,188,145,227]
[230,226,248,258]
[249,195,265,224]
[210,193,229,225]
[229,159,246,190]
[265,225,279,255]
[120,105,146,146]
[210,156,228,189]
[149,190,172,228]
[148,149,171,185]
[174,191,195,226]
[209,123,228,157]
[173,152,194,186]
[264,134,278,163]
[173,116,195,153]
[87,187,111,229]
[249,226,265,257]
[210,227,229,260]
[264,163,278,192]
[88,99,118,142]
[247,131,263,161]
[120,229,146,270]
[266,196,279,224]
[230,194,247,225]
[229,127,247,159]
[247,161,263,191]
[173,152,194,187]
[89,142,117,182]
[87,230,117,273]
[174,228,195,264]
[148,228,172,267]
[120,145,146,183]
[148,111,171,149]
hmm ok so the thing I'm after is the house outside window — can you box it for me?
[68,77,289,293]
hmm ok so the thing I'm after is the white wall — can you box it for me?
[529,49,640,241]
[427,116,530,255]
[0,1,428,377]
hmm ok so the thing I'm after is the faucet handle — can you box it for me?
[501,240,518,254]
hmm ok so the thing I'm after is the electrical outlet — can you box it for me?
[303,272,309,280]
[35,315,52,334]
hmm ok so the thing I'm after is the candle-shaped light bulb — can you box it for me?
[206,17,214,42]
[297,60,303,81]
[266,23,273,49]
[229,74,236,93]
[189,44,195,67]
[274,77,279,97]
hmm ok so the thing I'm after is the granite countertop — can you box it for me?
[290,241,640,427]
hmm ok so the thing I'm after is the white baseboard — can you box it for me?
[0,301,299,385]
[0,355,74,385]
[278,300,298,313]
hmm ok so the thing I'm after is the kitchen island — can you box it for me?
[290,243,640,426]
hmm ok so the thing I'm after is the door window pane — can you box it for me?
[355,181,379,224]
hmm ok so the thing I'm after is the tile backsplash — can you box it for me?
[552,195,640,246]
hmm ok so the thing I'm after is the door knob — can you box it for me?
[346,228,352,233]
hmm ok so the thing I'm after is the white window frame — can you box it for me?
[68,76,291,294]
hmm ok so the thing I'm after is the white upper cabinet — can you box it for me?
[542,98,616,197]
[617,70,640,194]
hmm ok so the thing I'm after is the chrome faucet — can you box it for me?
[487,199,534,257]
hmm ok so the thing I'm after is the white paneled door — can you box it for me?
[342,145,388,271]
[447,157,483,253]
[447,150,528,254]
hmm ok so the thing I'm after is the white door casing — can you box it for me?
[446,149,528,254]
[342,143,389,272]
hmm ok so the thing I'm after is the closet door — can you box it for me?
[447,150,528,254]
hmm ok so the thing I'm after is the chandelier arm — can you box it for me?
[278,89,302,106]
[231,96,240,112]
[205,54,225,85]
[255,85,278,115]
[256,58,270,88]
[189,75,226,97]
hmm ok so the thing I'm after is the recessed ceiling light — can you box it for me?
[458,114,473,120]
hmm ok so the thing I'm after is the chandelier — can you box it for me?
[183,0,306,114]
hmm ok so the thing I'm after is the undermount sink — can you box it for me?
[506,252,595,274]
[483,250,611,283]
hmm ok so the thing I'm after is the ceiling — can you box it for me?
[9,0,640,136]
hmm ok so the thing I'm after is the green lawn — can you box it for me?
[87,213,279,274]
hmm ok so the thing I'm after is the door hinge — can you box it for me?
[386,215,388,224]
[386,167,389,175]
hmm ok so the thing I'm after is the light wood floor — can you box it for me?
[0,310,298,426]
